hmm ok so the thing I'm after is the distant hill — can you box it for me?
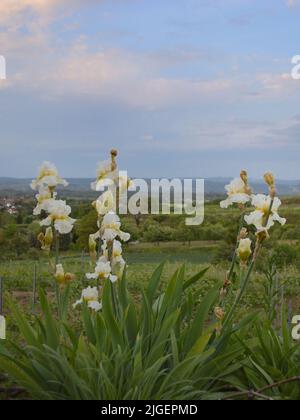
[0,178,97,199]
[204,178,300,196]
[0,177,299,198]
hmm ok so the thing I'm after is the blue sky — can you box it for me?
[0,0,300,179]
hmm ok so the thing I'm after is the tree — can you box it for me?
[76,210,98,250]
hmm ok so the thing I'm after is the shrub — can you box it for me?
[271,244,300,269]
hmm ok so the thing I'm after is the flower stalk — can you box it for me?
[31,161,76,319]
[219,171,286,331]
[74,149,131,315]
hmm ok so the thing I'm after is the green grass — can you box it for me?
[0,242,216,291]
[1,240,300,342]
[1,242,300,312]
[1,240,300,400]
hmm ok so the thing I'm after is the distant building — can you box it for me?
[0,198,18,215]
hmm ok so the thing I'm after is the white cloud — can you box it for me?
[4,36,299,109]
[5,36,240,108]
[286,0,300,8]
[0,1,298,109]
[0,0,97,28]
[138,116,300,153]
[0,0,64,25]
[15,45,298,108]
[255,72,296,97]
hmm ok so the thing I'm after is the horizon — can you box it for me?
[1,175,300,183]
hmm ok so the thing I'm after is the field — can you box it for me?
[1,196,300,304]
[1,191,300,400]
[1,239,300,312]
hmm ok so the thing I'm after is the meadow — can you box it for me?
[1,243,300,400]
[1,239,300,323]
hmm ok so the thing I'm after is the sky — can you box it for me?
[0,0,300,179]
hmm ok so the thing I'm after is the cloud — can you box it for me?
[1,1,298,109]
[4,35,240,108]
[13,45,297,108]
[0,0,63,24]
[47,62,238,108]
[0,0,97,27]
[3,38,298,110]
[152,116,300,152]
[255,72,297,97]
[286,0,300,7]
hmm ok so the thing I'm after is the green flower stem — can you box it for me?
[107,240,117,316]
[111,183,121,319]
[222,260,255,331]
[219,211,246,310]
[240,265,246,289]
[111,281,118,317]
[96,216,103,292]
[54,228,61,318]
[228,211,246,281]
[97,216,103,260]
[265,198,275,228]
[222,198,275,331]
